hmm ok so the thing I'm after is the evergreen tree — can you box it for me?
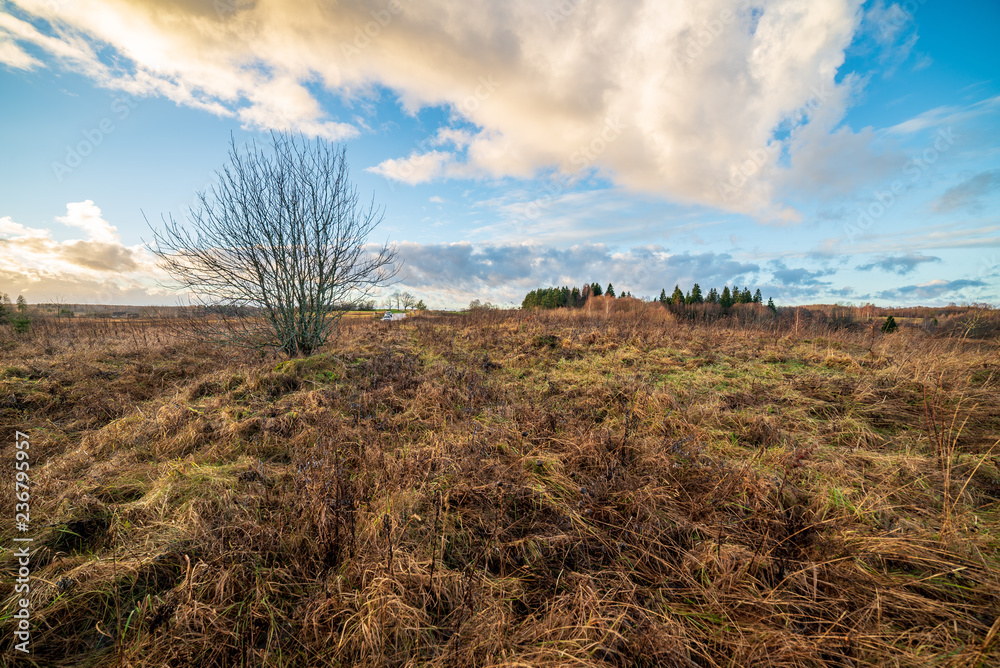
[690,283,704,304]
[753,288,762,303]
[706,287,719,304]
[659,288,668,305]
[881,315,898,333]
[606,283,616,297]
[767,297,776,312]
[671,285,684,305]
[415,300,427,310]
[720,286,733,308]
[591,282,603,297]
[571,286,581,306]
[16,295,27,313]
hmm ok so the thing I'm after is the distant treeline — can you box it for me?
[522,282,775,310]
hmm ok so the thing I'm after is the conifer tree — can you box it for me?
[706,287,719,304]
[591,282,603,297]
[659,288,668,305]
[720,286,733,308]
[754,288,762,303]
[690,283,704,304]
[767,297,776,312]
[606,283,616,297]
[671,285,684,304]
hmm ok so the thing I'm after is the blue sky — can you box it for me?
[0,0,997,308]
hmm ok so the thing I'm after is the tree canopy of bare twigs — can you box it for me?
[149,132,397,356]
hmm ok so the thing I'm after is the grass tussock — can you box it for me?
[1,309,999,666]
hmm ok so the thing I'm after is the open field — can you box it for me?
[1,308,999,667]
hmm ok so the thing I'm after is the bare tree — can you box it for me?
[150,132,398,356]
[389,290,402,311]
[401,291,416,311]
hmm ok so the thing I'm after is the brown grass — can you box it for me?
[1,308,999,667]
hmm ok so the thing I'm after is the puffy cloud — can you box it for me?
[367,150,455,185]
[5,0,872,217]
[0,201,169,302]
[856,252,941,275]
[1,1,356,139]
[876,278,987,302]
[389,241,759,306]
[56,200,121,244]
[767,259,836,286]
[60,241,139,272]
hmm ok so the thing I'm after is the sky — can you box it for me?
[0,0,998,309]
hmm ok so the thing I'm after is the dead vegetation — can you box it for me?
[1,308,999,667]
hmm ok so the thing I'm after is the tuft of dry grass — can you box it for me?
[1,309,999,666]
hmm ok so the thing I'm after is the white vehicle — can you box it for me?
[382,310,393,321]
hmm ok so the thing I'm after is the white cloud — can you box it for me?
[55,200,120,244]
[888,95,1000,136]
[3,0,357,139]
[5,0,875,218]
[858,0,920,75]
[0,201,170,302]
[0,31,39,69]
[367,150,455,185]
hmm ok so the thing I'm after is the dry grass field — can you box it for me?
[1,307,999,666]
